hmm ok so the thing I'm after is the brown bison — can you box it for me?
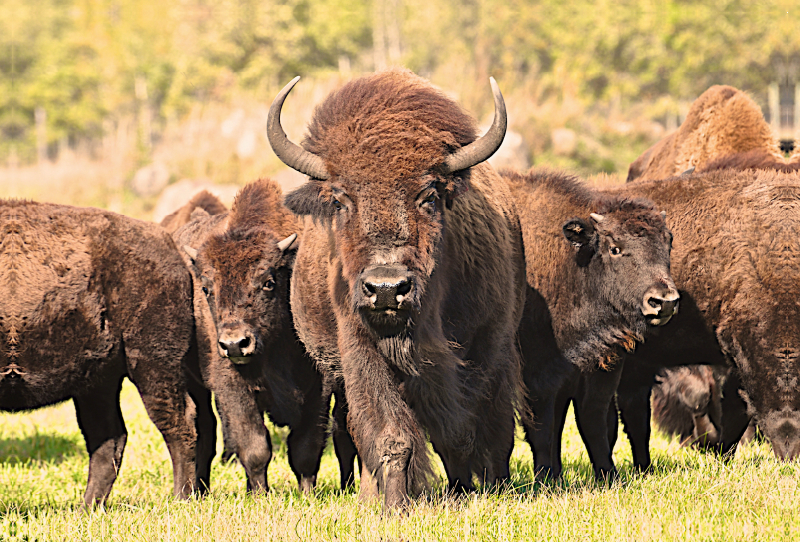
[268,70,526,507]
[0,200,213,505]
[651,365,724,447]
[611,168,800,460]
[174,179,354,492]
[160,190,227,234]
[627,85,783,182]
[503,169,678,480]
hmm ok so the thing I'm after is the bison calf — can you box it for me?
[505,169,678,480]
[174,179,350,492]
[0,200,212,505]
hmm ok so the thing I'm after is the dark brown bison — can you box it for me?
[651,365,724,446]
[503,169,678,480]
[268,70,526,507]
[0,200,213,505]
[174,178,353,492]
[611,168,800,460]
[160,190,227,234]
[627,85,783,182]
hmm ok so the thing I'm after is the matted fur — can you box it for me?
[160,190,227,233]
[652,366,722,445]
[0,200,209,505]
[173,178,354,492]
[504,168,676,479]
[611,169,800,459]
[627,85,783,182]
[287,70,526,505]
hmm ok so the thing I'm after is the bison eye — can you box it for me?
[610,245,622,256]
[332,198,343,212]
[420,193,437,213]
[202,286,210,296]
[263,277,276,291]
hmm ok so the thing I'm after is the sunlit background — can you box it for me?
[2,0,799,219]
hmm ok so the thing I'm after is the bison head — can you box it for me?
[269,71,506,353]
[562,202,679,332]
[185,230,297,365]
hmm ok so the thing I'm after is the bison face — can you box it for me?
[286,174,453,339]
[185,230,297,365]
[563,208,679,330]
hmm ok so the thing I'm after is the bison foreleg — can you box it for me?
[286,380,328,494]
[214,381,271,493]
[574,362,624,481]
[341,339,430,509]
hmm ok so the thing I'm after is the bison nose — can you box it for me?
[770,419,800,460]
[360,266,415,310]
[218,330,256,363]
[642,283,680,325]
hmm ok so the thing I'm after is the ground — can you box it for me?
[0,380,796,541]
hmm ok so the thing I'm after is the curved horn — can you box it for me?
[183,245,198,261]
[277,233,298,252]
[267,77,330,180]
[443,77,508,173]
[590,213,605,223]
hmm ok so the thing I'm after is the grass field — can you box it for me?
[0,381,796,541]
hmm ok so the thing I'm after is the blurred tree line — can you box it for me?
[2,0,798,165]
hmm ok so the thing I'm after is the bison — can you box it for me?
[174,178,355,492]
[267,70,526,507]
[627,85,783,182]
[610,167,800,460]
[651,365,724,447]
[160,190,227,234]
[616,86,800,468]
[503,169,678,480]
[0,200,213,505]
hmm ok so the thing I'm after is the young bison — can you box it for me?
[503,169,678,480]
[269,70,526,507]
[174,179,351,492]
[651,365,723,447]
[0,200,213,505]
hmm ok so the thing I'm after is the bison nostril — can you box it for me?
[364,282,377,295]
[239,336,251,349]
[218,341,229,354]
[648,297,663,309]
[396,279,412,297]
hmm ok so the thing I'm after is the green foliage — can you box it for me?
[3,0,797,166]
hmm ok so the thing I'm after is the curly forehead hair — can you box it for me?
[302,69,478,181]
[596,196,666,237]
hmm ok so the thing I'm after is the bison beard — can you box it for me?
[271,70,525,508]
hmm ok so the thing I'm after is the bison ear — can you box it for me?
[562,218,595,249]
[444,175,470,210]
[284,182,333,218]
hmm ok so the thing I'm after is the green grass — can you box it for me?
[0,381,796,541]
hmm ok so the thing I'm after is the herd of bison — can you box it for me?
[1,70,798,510]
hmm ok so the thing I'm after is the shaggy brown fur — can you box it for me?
[627,85,783,182]
[286,70,526,507]
[0,201,213,506]
[173,178,354,492]
[504,169,677,480]
[609,169,800,460]
[160,190,227,233]
[652,366,723,446]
